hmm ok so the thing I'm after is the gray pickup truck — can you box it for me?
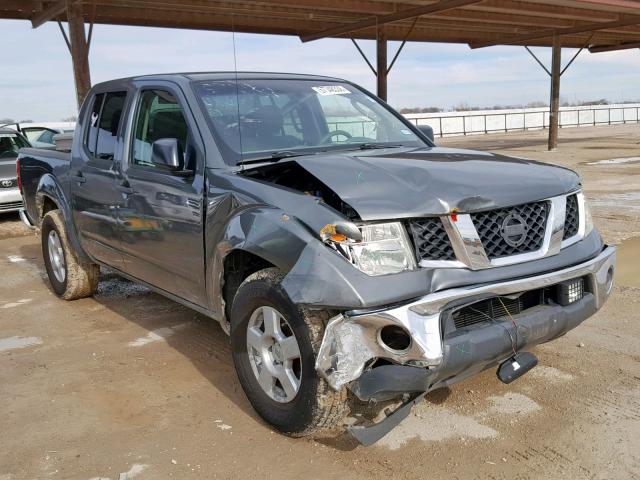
[17,72,615,445]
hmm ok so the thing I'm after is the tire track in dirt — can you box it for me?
[572,388,640,425]
[472,445,596,479]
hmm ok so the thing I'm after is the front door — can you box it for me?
[70,91,127,268]
[117,85,206,306]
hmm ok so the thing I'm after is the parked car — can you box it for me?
[17,73,616,445]
[21,125,75,149]
[0,127,30,213]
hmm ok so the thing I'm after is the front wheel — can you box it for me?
[41,210,99,300]
[230,268,349,436]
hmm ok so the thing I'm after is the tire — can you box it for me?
[230,267,349,436]
[41,210,99,300]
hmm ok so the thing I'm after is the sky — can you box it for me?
[2,19,640,122]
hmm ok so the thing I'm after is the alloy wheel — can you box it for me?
[246,306,302,403]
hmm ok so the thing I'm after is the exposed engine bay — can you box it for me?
[239,160,360,221]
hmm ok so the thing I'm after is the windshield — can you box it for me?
[0,133,30,158]
[193,79,425,165]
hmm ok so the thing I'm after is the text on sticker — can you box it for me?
[312,85,351,96]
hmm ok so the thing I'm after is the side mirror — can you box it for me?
[417,125,435,143]
[151,138,183,171]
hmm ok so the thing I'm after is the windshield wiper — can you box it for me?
[236,151,308,166]
[358,143,405,150]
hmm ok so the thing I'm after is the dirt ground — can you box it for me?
[1,125,639,480]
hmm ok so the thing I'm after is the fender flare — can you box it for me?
[35,174,90,262]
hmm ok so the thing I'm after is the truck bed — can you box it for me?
[18,147,71,224]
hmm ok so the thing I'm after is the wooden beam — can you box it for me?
[377,28,387,101]
[300,0,482,42]
[433,8,575,28]
[548,34,561,151]
[31,0,73,28]
[0,0,43,11]
[560,0,640,13]
[589,40,640,51]
[471,0,619,21]
[470,15,640,48]
[67,0,91,108]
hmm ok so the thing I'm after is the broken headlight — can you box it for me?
[328,222,417,276]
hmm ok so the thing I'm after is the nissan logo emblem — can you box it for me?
[500,213,528,247]
[1,179,13,188]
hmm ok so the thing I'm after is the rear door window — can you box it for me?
[85,93,105,155]
[84,91,126,159]
[95,92,127,160]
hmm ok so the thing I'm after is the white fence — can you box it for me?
[403,103,640,138]
[24,104,640,141]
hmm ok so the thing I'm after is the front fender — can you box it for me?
[36,174,89,262]
[206,205,319,326]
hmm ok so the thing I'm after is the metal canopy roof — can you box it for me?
[3,0,640,52]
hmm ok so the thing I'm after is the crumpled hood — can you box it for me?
[293,146,580,220]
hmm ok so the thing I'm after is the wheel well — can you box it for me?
[223,250,275,318]
[41,196,58,219]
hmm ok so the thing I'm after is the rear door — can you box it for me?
[70,90,127,268]
[117,83,206,305]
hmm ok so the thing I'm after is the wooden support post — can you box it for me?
[67,0,91,109]
[548,34,561,151]
[376,28,387,101]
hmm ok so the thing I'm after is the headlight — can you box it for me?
[328,222,417,276]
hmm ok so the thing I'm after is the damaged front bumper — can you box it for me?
[316,246,616,399]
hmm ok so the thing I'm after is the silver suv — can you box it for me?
[0,127,29,213]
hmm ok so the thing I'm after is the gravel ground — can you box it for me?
[1,125,639,480]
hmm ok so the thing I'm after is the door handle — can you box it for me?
[71,172,86,184]
[116,184,135,195]
[116,179,136,195]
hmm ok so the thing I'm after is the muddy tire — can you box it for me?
[230,267,349,437]
[41,210,99,300]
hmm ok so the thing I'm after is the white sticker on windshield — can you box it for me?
[312,85,351,96]
[400,129,412,135]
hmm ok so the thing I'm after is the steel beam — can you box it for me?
[548,34,562,151]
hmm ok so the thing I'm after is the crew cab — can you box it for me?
[17,73,615,445]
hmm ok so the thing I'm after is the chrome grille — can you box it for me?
[0,201,23,211]
[453,296,522,329]
[563,194,579,239]
[471,201,549,259]
[408,218,455,261]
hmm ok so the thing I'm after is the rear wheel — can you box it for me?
[230,267,349,436]
[41,210,99,300]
